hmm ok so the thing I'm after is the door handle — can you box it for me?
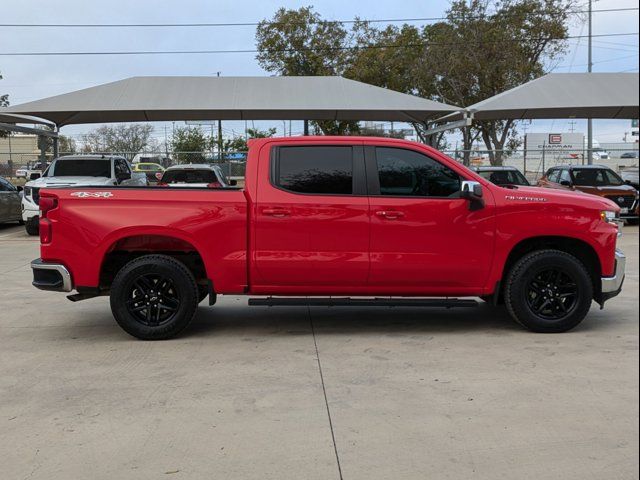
[375,210,404,219]
[263,208,290,217]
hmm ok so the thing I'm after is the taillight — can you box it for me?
[39,195,58,219]
[39,195,57,244]
[207,181,222,188]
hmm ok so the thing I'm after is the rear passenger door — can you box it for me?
[253,144,369,291]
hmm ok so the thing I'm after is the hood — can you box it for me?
[501,185,620,211]
[26,176,114,187]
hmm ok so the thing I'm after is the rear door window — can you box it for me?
[274,146,353,195]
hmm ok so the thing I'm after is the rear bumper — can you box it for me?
[600,249,625,303]
[31,258,73,292]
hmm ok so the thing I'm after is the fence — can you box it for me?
[1,144,638,182]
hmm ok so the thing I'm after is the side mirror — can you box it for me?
[460,180,484,210]
[117,172,132,183]
[229,179,238,186]
[16,186,24,192]
[560,180,571,187]
[29,173,41,180]
[461,180,483,198]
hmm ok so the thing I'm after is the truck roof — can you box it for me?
[55,154,124,161]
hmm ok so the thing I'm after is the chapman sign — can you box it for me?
[525,133,585,152]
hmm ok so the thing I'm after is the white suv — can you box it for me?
[22,155,147,235]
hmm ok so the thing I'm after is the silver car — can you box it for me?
[0,176,23,225]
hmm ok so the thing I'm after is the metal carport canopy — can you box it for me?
[0,76,459,127]
[448,73,639,121]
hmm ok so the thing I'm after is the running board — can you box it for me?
[248,297,478,308]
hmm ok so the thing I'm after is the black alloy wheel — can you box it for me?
[125,273,181,326]
[525,267,578,320]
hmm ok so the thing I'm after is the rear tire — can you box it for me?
[25,217,39,236]
[505,249,593,333]
[110,254,199,340]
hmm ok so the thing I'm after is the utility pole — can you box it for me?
[587,0,593,165]
[568,120,577,133]
[216,72,223,160]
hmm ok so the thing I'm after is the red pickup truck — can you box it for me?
[31,137,626,339]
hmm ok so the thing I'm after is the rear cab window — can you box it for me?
[272,146,358,195]
[163,169,219,184]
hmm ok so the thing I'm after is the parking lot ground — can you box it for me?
[0,223,638,480]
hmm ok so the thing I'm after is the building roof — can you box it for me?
[0,76,459,126]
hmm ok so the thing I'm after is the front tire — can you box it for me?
[110,254,199,340]
[505,250,593,333]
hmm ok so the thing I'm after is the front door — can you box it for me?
[366,146,495,295]
[253,143,370,292]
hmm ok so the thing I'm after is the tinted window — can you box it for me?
[571,168,624,186]
[276,146,353,195]
[547,169,560,183]
[50,159,111,177]
[375,147,460,197]
[115,159,130,176]
[478,170,529,186]
[163,169,220,184]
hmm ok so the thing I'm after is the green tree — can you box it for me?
[255,7,358,135]
[221,127,277,152]
[81,124,154,158]
[58,135,77,154]
[421,0,572,164]
[171,126,212,162]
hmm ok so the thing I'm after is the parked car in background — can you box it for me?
[22,155,147,235]
[0,176,23,225]
[159,164,235,188]
[132,162,165,183]
[537,165,639,222]
[472,166,530,186]
[620,151,639,160]
[30,137,626,340]
[15,166,29,179]
[131,154,171,167]
[621,166,639,190]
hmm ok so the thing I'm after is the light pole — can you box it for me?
[587,0,593,165]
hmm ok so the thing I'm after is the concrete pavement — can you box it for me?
[0,223,637,480]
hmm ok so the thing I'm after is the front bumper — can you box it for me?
[599,249,626,304]
[31,259,73,292]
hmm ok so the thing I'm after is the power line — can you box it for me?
[0,7,637,28]
[0,32,637,56]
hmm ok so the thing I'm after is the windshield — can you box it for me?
[162,169,220,184]
[48,159,111,177]
[478,170,530,186]
[571,168,624,186]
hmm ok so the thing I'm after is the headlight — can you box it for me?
[600,210,617,223]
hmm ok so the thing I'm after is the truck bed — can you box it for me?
[40,186,249,293]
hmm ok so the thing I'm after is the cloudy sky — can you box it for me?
[1,0,638,148]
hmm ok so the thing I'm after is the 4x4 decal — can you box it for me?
[70,191,114,198]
